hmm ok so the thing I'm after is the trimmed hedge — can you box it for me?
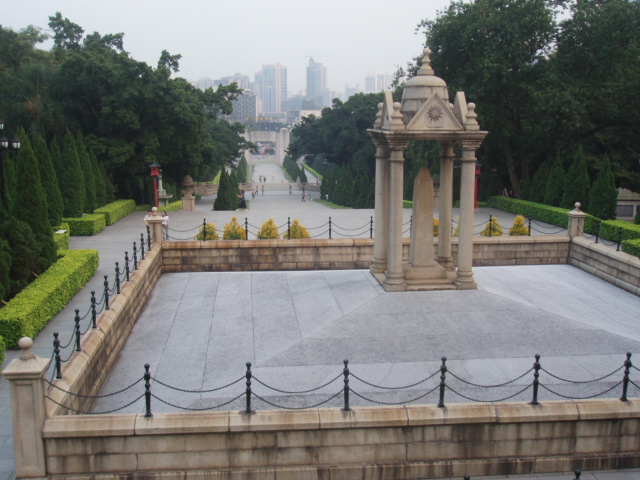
[622,238,640,257]
[0,336,5,373]
[302,163,323,181]
[0,249,99,348]
[488,196,640,253]
[94,199,136,225]
[163,200,183,212]
[53,222,70,250]
[62,214,107,236]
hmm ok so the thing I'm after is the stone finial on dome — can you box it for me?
[374,102,384,128]
[464,103,480,131]
[390,102,405,130]
[417,48,435,76]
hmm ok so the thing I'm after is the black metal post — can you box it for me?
[528,217,532,236]
[144,363,152,417]
[531,354,541,405]
[437,357,447,408]
[595,221,601,244]
[370,216,374,239]
[245,362,254,414]
[617,227,623,251]
[91,291,97,328]
[53,332,62,379]
[202,218,207,241]
[342,359,351,411]
[245,218,249,240]
[115,262,121,295]
[489,215,493,237]
[409,215,412,236]
[147,226,151,250]
[104,275,110,311]
[140,233,145,257]
[133,242,138,270]
[74,309,81,352]
[464,476,470,480]
[329,217,332,239]
[124,252,130,281]
[620,352,632,402]
[287,217,291,239]
[573,470,581,479]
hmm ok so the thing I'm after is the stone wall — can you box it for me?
[161,236,570,273]
[41,399,640,479]
[570,236,640,296]
[46,245,163,417]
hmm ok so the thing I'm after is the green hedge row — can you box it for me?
[0,249,99,348]
[53,222,70,250]
[94,199,136,226]
[302,163,323,181]
[0,336,5,374]
[487,196,640,250]
[62,214,107,236]
[622,238,640,257]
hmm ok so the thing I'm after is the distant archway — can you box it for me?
[243,128,290,165]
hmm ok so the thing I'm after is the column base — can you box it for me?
[454,271,477,290]
[182,196,196,212]
[436,256,455,271]
[369,259,387,275]
[404,264,456,291]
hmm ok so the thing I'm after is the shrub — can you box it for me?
[561,146,591,211]
[433,218,439,237]
[164,200,183,212]
[283,220,310,239]
[223,217,246,240]
[481,217,503,236]
[588,155,617,220]
[0,335,4,374]
[62,214,107,236]
[487,196,571,228]
[94,199,136,225]
[622,238,640,258]
[195,222,220,240]
[509,215,530,236]
[53,223,70,250]
[0,249,99,348]
[257,219,280,239]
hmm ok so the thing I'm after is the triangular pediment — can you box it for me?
[406,93,463,131]
[379,91,394,130]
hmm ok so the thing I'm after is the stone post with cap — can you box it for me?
[2,337,51,478]
[568,202,587,238]
[147,206,164,245]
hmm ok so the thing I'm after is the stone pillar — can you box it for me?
[408,166,435,268]
[182,194,196,212]
[568,202,587,238]
[370,136,389,274]
[383,144,407,291]
[147,207,164,245]
[437,142,455,270]
[455,141,480,290]
[2,338,51,478]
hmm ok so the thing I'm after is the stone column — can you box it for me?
[437,142,455,270]
[2,338,51,478]
[370,135,389,274]
[568,202,587,238]
[455,141,480,290]
[147,207,164,245]
[383,143,407,291]
[182,194,196,212]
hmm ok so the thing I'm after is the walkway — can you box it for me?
[0,190,636,480]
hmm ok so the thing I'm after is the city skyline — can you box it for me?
[3,0,453,94]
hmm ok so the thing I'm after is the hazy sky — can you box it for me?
[4,0,453,95]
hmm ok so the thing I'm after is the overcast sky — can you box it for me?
[4,0,453,95]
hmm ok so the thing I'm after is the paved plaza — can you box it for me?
[1,169,638,480]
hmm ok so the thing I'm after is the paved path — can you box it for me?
[1,183,636,480]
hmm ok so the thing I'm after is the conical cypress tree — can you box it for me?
[35,135,63,226]
[11,132,56,271]
[0,215,39,296]
[529,163,550,204]
[589,155,618,220]
[76,133,96,212]
[59,131,85,217]
[519,178,532,201]
[0,238,11,302]
[561,146,591,211]
[214,168,232,211]
[544,153,565,207]
[102,164,115,203]
[91,150,107,207]
[228,170,240,209]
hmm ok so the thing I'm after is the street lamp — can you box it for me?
[0,119,22,207]
[149,161,160,209]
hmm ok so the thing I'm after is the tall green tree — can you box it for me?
[589,156,618,220]
[34,134,63,226]
[529,162,550,204]
[543,153,565,207]
[76,133,96,212]
[59,131,85,217]
[91,150,106,207]
[561,146,591,211]
[0,215,39,297]
[11,131,56,271]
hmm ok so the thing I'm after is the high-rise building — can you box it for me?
[306,58,330,108]
[364,72,393,93]
[258,64,287,114]
[229,90,257,123]
[215,73,251,90]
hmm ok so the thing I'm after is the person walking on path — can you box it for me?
[289,184,292,195]
[237,190,248,211]
[162,211,170,240]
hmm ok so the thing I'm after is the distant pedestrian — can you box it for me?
[289,184,292,195]
[162,211,169,240]
[144,211,153,227]
[237,190,248,211]
[251,190,255,199]
[302,192,306,202]
[271,173,274,182]
[261,185,264,195]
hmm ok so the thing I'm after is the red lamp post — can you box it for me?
[149,161,160,209]
[474,161,482,209]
